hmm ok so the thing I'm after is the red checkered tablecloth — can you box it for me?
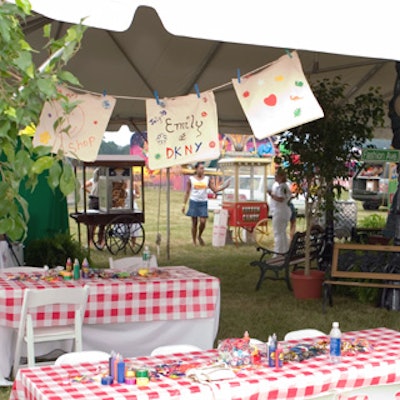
[0,266,220,328]
[9,328,400,400]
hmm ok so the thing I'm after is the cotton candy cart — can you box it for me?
[70,155,146,255]
[218,156,273,245]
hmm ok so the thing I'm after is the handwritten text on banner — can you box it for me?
[33,86,116,162]
[146,91,220,169]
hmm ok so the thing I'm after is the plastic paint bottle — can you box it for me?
[136,369,149,387]
[142,246,151,270]
[81,258,90,279]
[66,257,72,272]
[268,334,276,367]
[109,351,116,380]
[117,359,125,383]
[73,258,80,280]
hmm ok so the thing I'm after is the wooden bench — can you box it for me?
[323,243,400,312]
[250,227,325,291]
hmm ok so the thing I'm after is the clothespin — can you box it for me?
[102,89,107,97]
[194,83,201,99]
[237,68,241,84]
[154,90,165,107]
[285,49,293,58]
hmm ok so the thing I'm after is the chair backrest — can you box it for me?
[284,329,326,341]
[150,344,201,356]
[109,255,158,270]
[55,351,109,366]
[4,266,44,273]
[19,286,90,334]
[24,286,90,309]
[287,226,325,263]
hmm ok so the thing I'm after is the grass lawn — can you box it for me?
[2,185,399,398]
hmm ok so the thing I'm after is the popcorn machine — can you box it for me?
[70,155,146,255]
[218,156,273,244]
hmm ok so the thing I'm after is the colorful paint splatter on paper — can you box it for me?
[33,86,116,161]
[232,51,323,139]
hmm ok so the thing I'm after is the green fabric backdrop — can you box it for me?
[20,173,69,244]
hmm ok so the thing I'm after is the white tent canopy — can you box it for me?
[22,2,397,138]
[22,0,400,61]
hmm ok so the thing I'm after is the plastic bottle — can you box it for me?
[81,258,90,279]
[66,257,72,272]
[73,258,80,280]
[142,245,151,269]
[268,334,276,367]
[109,351,116,379]
[329,321,342,363]
[117,358,125,383]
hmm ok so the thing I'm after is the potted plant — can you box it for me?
[278,77,385,299]
[0,1,86,242]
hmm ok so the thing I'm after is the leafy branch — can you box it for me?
[0,0,87,240]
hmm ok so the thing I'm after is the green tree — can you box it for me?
[278,77,385,274]
[0,0,86,240]
[99,140,130,155]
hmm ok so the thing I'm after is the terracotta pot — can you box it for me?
[290,270,325,299]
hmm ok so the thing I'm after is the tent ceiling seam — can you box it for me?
[54,21,64,41]
[182,42,223,95]
[22,15,52,34]
[107,31,155,96]
[344,63,386,101]
[306,60,387,75]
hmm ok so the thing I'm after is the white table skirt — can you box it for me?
[0,291,220,379]
[0,241,24,270]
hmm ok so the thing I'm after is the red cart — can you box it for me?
[218,156,273,245]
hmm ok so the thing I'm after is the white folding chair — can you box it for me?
[4,266,44,273]
[13,285,90,376]
[334,383,400,400]
[109,255,158,270]
[150,344,202,356]
[284,329,326,341]
[55,350,109,366]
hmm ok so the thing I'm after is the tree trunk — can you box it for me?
[320,181,335,271]
[304,179,313,276]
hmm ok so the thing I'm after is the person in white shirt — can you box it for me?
[182,162,228,246]
[268,168,292,254]
[84,168,105,249]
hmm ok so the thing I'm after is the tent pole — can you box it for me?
[166,167,170,260]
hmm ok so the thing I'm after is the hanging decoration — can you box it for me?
[232,51,324,139]
[146,91,220,169]
[33,86,116,161]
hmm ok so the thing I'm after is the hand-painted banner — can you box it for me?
[33,86,116,161]
[232,51,324,139]
[146,91,220,169]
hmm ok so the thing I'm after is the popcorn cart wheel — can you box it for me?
[104,215,145,255]
[252,218,270,247]
[231,227,247,244]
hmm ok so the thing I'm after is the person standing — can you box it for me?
[182,162,227,246]
[85,168,105,249]
[268,168,292,254]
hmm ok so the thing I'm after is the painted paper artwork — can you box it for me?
[232,51,324,139]
[146,91,220,169]
[33,86,116,161]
